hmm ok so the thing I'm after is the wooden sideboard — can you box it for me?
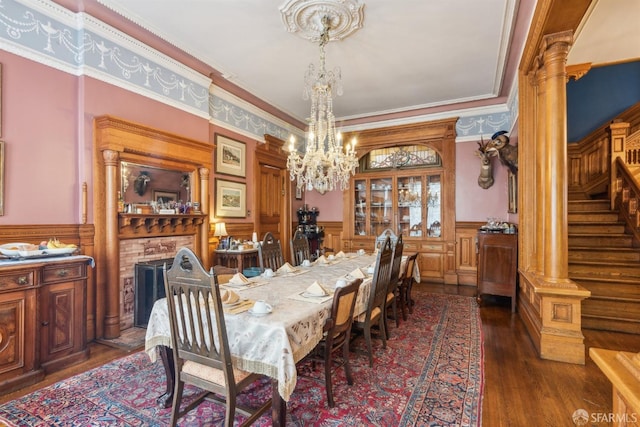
[476,231,518,312]
[0,256,92,395]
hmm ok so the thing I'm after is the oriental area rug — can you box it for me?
[0,293,483,427]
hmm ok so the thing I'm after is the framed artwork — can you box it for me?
[215,179,246,217]
[0,141,4,216]
[295,186,302,200]
[215,134,246,177]
[153,190,178,204]
[508,171,517,213]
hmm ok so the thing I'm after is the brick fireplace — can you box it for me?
[119,235,194,330]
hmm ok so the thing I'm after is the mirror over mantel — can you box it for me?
[121,162,190,206]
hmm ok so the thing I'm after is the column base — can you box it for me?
[519,271,591,364]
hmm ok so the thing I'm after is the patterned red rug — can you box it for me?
[0,293,483,426]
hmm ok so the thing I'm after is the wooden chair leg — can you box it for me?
[343,338,354,386]
[324,345,335,408]
[364,325,374,368]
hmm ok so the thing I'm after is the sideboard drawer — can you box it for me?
[42,263,85,284]
[0,270,36,292]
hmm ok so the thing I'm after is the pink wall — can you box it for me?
[0,51,516,228]
[0,51,211,224]
[455,140,511,222]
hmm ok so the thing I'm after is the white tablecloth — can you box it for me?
[145,254,376,401]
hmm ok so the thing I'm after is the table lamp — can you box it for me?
[214,222,228,249]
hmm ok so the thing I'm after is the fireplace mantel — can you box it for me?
[93,116,213,339]
[118,213,206,238]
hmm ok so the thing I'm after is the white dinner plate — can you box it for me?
[0,243,33,257]
[248,306,273,316]
[301,291,328,298]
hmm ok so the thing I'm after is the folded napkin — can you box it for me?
[348,268,366,279]
[229,273,250,285]
[306,281,329,296]
[221,289,240,305]
[335,251,346,258]
[315,255,328,264]
[277,262,297,273]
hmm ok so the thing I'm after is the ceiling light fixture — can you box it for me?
[281,0,365,194]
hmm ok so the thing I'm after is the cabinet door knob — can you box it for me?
[18,276,28,285]
[42,321,49,326]
[57,269,68,277]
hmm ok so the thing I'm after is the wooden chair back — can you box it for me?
[290,229,311,266]
[164,248,232,396]
[212,264,238,284]
[376,228,398,249]
[164,247,271,426]
[259,232,285,271]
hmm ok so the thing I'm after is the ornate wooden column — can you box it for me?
[102,149,121,339]
[518,30,591,365]
[199,167,210,267]
[534,68,546,274]
[542,32,572,284]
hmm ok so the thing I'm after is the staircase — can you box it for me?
[568,197,640,334]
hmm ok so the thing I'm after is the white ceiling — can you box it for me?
[96,0,638,124]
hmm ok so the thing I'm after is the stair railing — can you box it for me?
[567,103,640,200]
[613,157,640,244]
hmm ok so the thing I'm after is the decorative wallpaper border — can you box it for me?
[0,0,516,142]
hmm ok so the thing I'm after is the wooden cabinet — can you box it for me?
[477,231,518,312]
[342,119,458,283]
[0,257,90,395]
[39,261,88,370]
[0,267,40,392]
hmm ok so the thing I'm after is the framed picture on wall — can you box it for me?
[295,186,302,200]
[215,134,246,178]
[215,179,246,217]
[508,171,517,213]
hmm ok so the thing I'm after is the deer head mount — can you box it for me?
[475,131,518,189]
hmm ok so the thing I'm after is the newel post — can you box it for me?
[609,121,630,210]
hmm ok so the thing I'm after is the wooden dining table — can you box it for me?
[144,252,377,426]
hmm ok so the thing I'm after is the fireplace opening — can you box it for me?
[134,258,173,328]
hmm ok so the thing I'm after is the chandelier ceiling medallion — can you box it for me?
[280,0,365,194]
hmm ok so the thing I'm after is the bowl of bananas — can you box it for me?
[40,238,79,255]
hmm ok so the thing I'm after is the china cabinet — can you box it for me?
[342,118,458,283]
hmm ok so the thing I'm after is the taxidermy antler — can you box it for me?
[476,137,498,189]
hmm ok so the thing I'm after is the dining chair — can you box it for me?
[375,228,398,250]
[212,264,238,284]
[290,229,311,266]
[258,232,285,271]
[164,247,271,427]
[399,252,419,319]
[384,234,404,334]
[305,278,362,407]
[352,236,393,367]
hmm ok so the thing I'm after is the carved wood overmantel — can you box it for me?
[93,116,213,339]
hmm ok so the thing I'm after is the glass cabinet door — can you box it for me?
[398,176,423,237]
[426,174,441,237]
[354,179,367,236]
[369,177,392,236]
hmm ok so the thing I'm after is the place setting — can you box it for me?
[222,272,265,290]
[219,289,253,315]
[288,280,336,304]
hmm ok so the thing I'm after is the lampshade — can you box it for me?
[213,222,228,237]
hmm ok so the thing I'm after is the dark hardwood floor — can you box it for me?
[2,283,639,427]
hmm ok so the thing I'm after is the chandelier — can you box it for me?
[286,15,359,194]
